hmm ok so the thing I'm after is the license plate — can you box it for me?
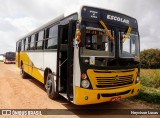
[111,96,121,101]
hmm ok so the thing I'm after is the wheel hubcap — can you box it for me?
[47,79,52,93]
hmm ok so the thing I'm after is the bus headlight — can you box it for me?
[136,76,140,83]
[81,80,90,88]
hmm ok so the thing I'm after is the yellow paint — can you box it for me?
[122,26,132,43]
[16,52,19,67]
[75,82,140,105]
[16,52,44,84]
[87,68,138,89]
[74,68,140,105]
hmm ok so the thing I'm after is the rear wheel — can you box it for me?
[20,64,28,79]
[46,74,59,99]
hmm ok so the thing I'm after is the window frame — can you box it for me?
[37,30,44,50]
[30,34,36,50]
[45,24,58,50]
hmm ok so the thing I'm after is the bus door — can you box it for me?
[56,20,76,101]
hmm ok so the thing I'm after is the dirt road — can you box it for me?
[0,62,159,118]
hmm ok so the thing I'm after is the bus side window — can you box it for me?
[35,33,38,50]
[25,38,28,51]
[37,30,44,50]
[30,35,35,50]
[28,37,31,50]
[18,41,21,52]
[21,39,24,51]
[23,39,26,51]
[46,25,58,49]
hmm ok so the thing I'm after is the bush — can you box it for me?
[140,49,160,68]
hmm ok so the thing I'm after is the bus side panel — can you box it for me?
[27,51,44,83]
[43,51,57,77]
[25,51,57,84]
[20,52,29,74]
[19,51,44,83]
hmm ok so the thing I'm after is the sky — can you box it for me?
[0,0,159,54]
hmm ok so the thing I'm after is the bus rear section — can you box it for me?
[4,52,16,64]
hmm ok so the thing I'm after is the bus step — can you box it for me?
[59,93,73,101]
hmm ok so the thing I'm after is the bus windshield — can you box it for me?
[6,52,15,59]
[119,31,139,58]
[80,28,115,58]
[80,27,115,66]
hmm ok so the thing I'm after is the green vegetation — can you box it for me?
[131,69,160,104]
[140,69,160,88]
[140,49,160,68]
[134,85,160,104]
[130,49,160,104]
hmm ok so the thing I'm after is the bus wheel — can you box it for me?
[20,64,28,79]
[46,74,59,99]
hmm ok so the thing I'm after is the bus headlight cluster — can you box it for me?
[81,79,90,88]
[136,76,140,83]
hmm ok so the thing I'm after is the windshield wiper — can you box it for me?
[99,20,114,42]
[122,26,132,43]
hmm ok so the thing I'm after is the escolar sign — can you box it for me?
[107,14,129,25]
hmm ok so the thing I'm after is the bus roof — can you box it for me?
[80,6,138,29]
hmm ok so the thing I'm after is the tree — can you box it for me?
[140,49,160,68]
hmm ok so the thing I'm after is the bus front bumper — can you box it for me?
[74,82,140,105]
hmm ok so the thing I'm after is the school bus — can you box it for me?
[16,6,140,105]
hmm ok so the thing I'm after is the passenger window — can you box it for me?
[37,31,44,50]
[25,38,28,51]
[21,39,24,51]
[45,25,58,49]
[35,33,38,50]
[27,37,31,50]
[18,41,21,52]
[30,35,35,50]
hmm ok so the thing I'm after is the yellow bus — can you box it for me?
[16,6,140,105]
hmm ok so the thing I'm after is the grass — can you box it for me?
[130,69,160,104]
[133,85,160,104]
[140,69,160,88]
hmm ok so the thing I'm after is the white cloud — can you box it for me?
[0,0,160,54]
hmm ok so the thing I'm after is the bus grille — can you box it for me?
[96,75,134,88]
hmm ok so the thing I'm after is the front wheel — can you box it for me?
[46,74,59,99]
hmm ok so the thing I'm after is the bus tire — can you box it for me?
[20,64,28,79]
[46,74,59,99]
